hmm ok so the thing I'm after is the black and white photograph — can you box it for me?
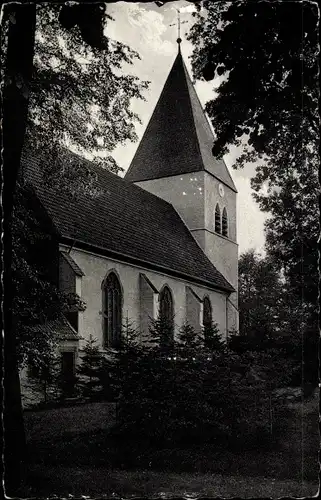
[2,0,319,497]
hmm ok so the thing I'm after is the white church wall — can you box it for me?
[185,286,202,333]
[204,231,238,291]
[204,231,238,333]
[139,273,158,341]
[59,254,76,294]
[204,172,237,242]
[135,172,205,230]
[62,246,228,348]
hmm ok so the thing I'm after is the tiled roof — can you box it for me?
[28,316,80,341]
[61,251,85,276]
[125,52,237,192]
[22,152,234,293]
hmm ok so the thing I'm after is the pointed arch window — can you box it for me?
[103,272,122,348]
[222,207,228,237]
[203,296,214,347]
[159,286,174,346]
[203,296,212,329]
[215,204,221,234]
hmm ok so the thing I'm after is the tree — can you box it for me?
[111,319,295,462]
[177,322,201,357]
[2,2,150,490]
[232,249,318,388]
[238,250,283,338]
[26,4,149,181]
[148,315,175,353]
[202,321,225,352]
[78,336,105,400]
[188,2,318,160]
[2,4,111,490]
[188,1,319,333]
[2,6,37,490]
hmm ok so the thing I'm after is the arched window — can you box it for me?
[222,207,228,237]
[203,296,214,347]
[203,296,212,329]
[215,204,221,233]
[102,272,122,348]
[159,286,174,346]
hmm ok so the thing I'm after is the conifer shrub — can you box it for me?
[77,336,105,400]
[109,319,293,455]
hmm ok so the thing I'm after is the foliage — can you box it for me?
[12,180,84,368]
[77,336,105,399]
[109,318,144,400]
[112,321,293,450]
[236,249,318,386]
[26,4,149,181]
[148,315,175,352]
[176,322,201,358]
[25,348,74,404]
[238,250,283,338]
[59,3,108,50]
[202,321,226,352]
[2,1,148,489]
[80,318,143,403]
[189,1,318,160]
[188,2,319,331]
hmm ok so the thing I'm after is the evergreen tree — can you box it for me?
[120,316,141,351]
[103,318,143,404]
[177,322,200,349]
[78,336,104,400]
[202,321,225,352]
[148,315,175,354]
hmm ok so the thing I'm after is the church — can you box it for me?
[22,47,238,382]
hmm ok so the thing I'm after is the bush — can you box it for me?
[228,330,319,389]
[111,321,292,451]
[77,336,106,399]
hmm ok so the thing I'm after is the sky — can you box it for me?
[105,1,267,255]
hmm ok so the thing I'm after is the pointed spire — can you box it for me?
[125,52,237,192]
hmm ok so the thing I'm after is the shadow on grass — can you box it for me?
[26,423,318,483]
[22,393,319,498]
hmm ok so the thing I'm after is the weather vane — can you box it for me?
[169,9,189,48]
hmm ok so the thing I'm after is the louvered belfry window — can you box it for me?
[215,204,221,233]
[159,286,174,345]
[103,272,122,348]
[203,296,212,329]
[222,207,228,237]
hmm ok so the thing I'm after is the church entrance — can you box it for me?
[61,351,76,398]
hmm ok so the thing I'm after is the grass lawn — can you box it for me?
[19,392,319,498]
[22,465,318,498]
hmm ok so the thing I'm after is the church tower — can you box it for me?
[125,47,238,332]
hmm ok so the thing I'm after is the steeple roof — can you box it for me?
[125,51,237,192]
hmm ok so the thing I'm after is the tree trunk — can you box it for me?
[3,4,36,494]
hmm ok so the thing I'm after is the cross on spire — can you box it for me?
[169,9,188,51]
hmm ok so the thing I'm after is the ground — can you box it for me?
[18,391,319,498]
[21,466,318,498]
